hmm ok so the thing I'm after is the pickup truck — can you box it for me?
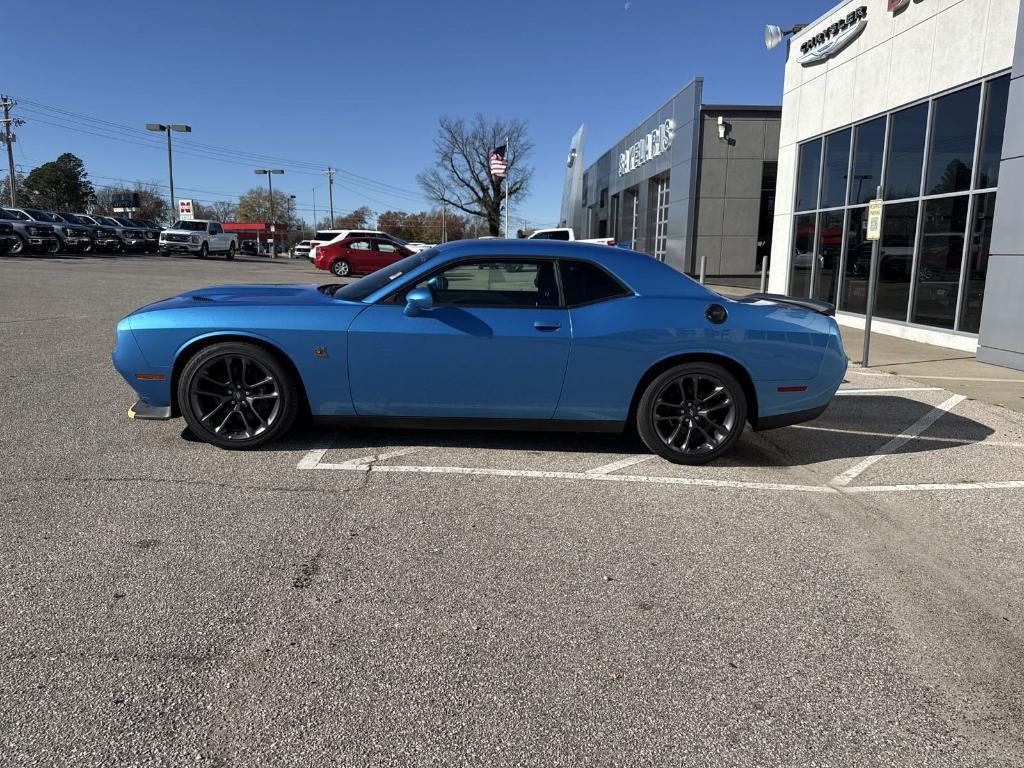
[159,219,237,259]
[525,227,615,246]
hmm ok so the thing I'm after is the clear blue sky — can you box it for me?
[5,0,826,228]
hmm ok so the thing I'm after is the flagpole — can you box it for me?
[504,135,509,238]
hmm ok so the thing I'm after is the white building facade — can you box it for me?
[769,0,1020,353]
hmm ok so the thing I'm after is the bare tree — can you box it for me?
[417,114,532,236]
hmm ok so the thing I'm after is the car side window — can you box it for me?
[559,260,631,306]
[375,241,399,253]
[409,260,559,308]
[348,239,371,250]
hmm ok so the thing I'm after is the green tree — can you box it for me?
[417,115,533,236]
[20,153,95,211]
[235,187,300,226]
[0,172,25,206]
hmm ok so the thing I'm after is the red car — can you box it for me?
[313,236,414,277]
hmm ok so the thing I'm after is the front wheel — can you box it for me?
[178,342,299,449]
[8,235,26,255]
[46,238,61,255]
[636,362,747,465]
[330,258,351,277]
[226,243,235,260]
[197,243,208,259]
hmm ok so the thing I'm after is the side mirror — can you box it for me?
[404,286,434,317]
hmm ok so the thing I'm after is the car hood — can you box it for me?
[161,228,202,236]
[130,283,345,314]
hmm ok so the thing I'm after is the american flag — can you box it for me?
[489,144,508,178]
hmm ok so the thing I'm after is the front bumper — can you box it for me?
[160,240,200,252]
[27,236,58,250]
[94,237,121,249]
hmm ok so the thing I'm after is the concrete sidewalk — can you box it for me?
[708,282,1024,413]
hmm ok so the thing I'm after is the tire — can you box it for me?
[330,258,351,277]
[46,238,61,255]
[8,235,26,255]
[197,243,208,259]
[636,362,747,465]
[178,342,299,450]
[226,243,235,261]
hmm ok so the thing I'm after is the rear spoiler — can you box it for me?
[735,292,836,316]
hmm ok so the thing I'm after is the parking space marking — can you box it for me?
[296,434,337,470]
[790,424,1024,448]
[853,372,1024,383]
[829,394,966,488]
[835,387,943,395]
[318,446,422,469]
[585,455,655,475]
[845,480,1024,493]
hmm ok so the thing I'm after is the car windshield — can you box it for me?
[330,249,437,301]
[0,208,19,220]
[171,220,209,231]
[25,209,63,222]
[60,213,85,224]
[96,216,119,226]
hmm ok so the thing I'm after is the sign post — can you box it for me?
[861,192,883,367]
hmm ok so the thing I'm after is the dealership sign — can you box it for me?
[178,199,194,220]
[618,119,674,177]
[797,6,867,65]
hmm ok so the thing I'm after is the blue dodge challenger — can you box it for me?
[113,240,847,464]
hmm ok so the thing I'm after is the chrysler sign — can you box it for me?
[797,6,867,65]
[618,119,674,177]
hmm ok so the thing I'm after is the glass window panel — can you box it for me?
[912,196,969,328]
[884,103,928,200]
[977,76,1010,189]
[850,117,886,205]
[821,129,851,207]
[795,139,822,211]
[840,207,870,314]
[926,85,980,195]
[814,210,844,304]
[789,214,816,298]
[960,192,996,333]
[876,202,918,321]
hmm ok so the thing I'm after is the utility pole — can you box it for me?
[441,202,446,243]
[312,188,317,229]
[1,96,25,207]
[322,167,336,227]
[146,123,191,219]
[254,169,284,258]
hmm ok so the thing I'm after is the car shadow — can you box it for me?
[217,395,997,468]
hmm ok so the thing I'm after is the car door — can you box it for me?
[347,257,571,418]
[344,238,374,273]
[372,239,405,271]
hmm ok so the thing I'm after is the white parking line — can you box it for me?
[845,480,1024,493]
[318,446,422,469]
[829,394,966,487]
[295,434,337,470]
[851,372,1024,383]
[790,424,1024,448]
[585,455,655,475]
[835,387,943,395]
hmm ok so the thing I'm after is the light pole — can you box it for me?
[254,169,284,257]
[146,123,191,220]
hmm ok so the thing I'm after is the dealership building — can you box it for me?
[559,78,781,280]
[768,0,1024,366]
[561,0,1024,368]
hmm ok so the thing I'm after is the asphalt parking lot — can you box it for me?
[3,252,1024,766]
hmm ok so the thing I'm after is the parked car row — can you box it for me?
[0,206,162,255]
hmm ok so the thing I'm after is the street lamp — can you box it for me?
[763,22,806,50]
[146,123,191,220]
[254,169,284,258]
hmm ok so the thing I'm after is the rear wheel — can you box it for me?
[636,363,747,465]
[178,342,298,449]
[330,258,351,277]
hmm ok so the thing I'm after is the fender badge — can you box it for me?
[313,346,328,358]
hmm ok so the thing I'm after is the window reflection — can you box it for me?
[796,139,822,211]
[840,207,870,314]
[851,117,885,205]
[977,77,1010,189]
[815,211,844,305]
[960,192,996,333]
[821,130,851,208]
[912,197,969,328]
[926,85,979,195]
[789,214,815,298]
[877,202,917,321]
[884,103,928,200]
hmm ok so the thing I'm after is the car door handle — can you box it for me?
[533,321,562,331]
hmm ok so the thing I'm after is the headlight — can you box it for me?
[63,227,74,236]
[190,234,200,243]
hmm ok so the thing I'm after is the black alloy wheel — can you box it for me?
[637,362,747,465]
[331,259,351,277]
[178,342,298,449]
[8,235,25,255]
